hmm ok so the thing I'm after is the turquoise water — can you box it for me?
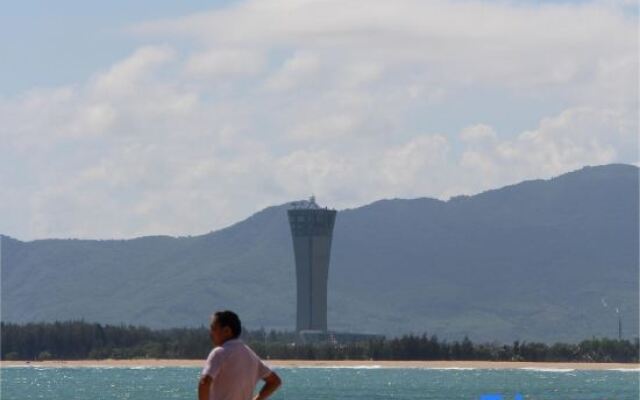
[1,366,638,399]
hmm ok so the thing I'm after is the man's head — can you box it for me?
[209,310,242,346]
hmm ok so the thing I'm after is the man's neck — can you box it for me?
[221,337,241,346]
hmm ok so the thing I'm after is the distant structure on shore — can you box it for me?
[287,196,337,333]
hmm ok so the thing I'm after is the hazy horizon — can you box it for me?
[1,162,635,241]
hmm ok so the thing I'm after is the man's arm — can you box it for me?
[198,375,212,400]
[253,371,282,400]
[199,347,224,400]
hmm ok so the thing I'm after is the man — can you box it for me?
[198,310,282,400]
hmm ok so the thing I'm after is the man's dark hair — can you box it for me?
[212,310,242,338]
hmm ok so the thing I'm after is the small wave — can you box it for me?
[606,368,640,372]
[519,367,575,372]
[286,365,384,369]
[0,364,186,369]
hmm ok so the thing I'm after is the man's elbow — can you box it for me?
[199,375,212,389]
[267,372,282,388]
[274,373,282,387]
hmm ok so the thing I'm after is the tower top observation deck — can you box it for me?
[289,196,335,211]
[288,197,336,237]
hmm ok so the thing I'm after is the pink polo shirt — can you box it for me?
[201,338,273,400]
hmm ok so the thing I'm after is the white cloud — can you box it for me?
[134,0,637,95]
[381,135,450,189]
[185,48,266,78]
[0,0,637,239]
[460,107,636,185]
[288,113,359,140]
[92,46,175,96]
[264,51,321,91]
[460,124,497,143]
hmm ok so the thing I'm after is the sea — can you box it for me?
[1,365,638,399]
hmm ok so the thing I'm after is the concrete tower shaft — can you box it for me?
[287,203,337,332]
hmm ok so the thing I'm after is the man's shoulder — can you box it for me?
[240,342,266,362]
[223,339,255,356]
[207,345,227,359]
[221,339,262,359]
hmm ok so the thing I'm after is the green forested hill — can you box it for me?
[2,164,638,342]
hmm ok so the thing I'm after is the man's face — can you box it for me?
[209,319,232,346]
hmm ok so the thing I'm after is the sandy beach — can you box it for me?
[1,359,638,370]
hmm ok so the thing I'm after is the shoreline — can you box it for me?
[1,359,638,370]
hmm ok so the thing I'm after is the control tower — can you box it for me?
[287,196,337,332]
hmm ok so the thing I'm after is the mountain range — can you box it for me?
[2,164,638,343]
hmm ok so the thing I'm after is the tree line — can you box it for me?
[1,321,638,363]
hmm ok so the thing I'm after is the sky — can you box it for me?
[1,0,638,240]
